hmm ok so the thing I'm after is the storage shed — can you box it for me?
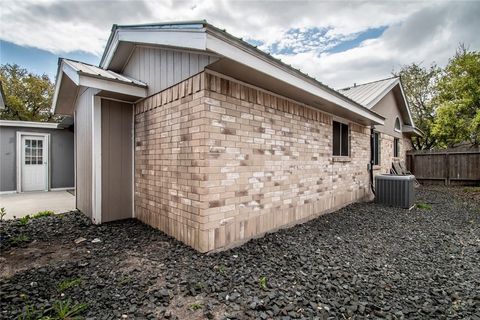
[0,120,74,193]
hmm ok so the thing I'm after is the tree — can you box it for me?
[394,63,441,150]
[433,46,480,147]
[0,64,55,122]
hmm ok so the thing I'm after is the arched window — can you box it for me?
[394,117,401,132]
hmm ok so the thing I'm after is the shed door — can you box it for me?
[101,99,133,222]
[21,135,48,191]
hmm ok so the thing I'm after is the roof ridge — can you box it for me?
[340,76,398,91]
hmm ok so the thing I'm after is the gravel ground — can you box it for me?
[1,186,479,319]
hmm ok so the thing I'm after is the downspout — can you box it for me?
[369,127,376,196]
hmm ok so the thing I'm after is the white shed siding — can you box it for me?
[74,87,98,219]
[123,46,218,96]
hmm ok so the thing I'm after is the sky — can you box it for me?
[0,0,479,89]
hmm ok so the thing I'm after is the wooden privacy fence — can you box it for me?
[406,149,480,185]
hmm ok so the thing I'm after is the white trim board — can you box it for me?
[50,187,75,191]
[1,120,61,129]
[0,190,17,195]
[91,96,102,224]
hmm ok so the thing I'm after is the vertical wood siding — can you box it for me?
[101,99,133,222]
[123,46,218,96]
[75,88,97,218]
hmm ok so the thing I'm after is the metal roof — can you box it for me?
[63,59,146,87]
[339,77,399,109]
[101,21,377,116]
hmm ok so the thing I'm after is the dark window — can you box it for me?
[394,138,400,157]
[333,121,349,156]
[373,132,380,165]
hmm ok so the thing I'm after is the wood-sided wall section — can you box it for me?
[101,99,133,222]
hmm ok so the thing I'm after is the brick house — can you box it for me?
[52,21,420,252]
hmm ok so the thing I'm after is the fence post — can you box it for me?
[445,152,450,186]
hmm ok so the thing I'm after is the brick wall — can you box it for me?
[375,133,413,175]
[134,72,372,252]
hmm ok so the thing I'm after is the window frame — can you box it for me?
[332,120,350,157]
[393,137,400,158]
[394,117,401,133]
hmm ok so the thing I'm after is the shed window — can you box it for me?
[394,138,400,157]
[373,132,380,165]
[394,118,401,132]
[333,121,349,156]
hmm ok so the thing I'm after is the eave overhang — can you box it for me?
[99,22,384,126]
[52,59,147,115]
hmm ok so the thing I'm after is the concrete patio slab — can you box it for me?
[0,191,75,220]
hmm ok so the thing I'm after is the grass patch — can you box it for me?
[259,276,267,289]
[190,303,202,311]
[18,300,87,320]
[32,210,54,219]
[11,234,30,244]
[416,202,432,210]
[51,299,88,319]
[117,276,131,286]
[58,278,82,292]
[463,186,480,193]
[18,215,31,225]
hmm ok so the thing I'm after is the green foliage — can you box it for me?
[394,63,441,150]
[50,300,87,319]
[463,186,480,193]
[18,299,87,320]
[32,211,54,219]
[416,202,432,210]
[433,46,480,147]
[17,304,45,320]
[189,303,202,311]
[0,207,6,221]
[216,264,227,275]
[18,215,31,226]
[58,278,82,292]
[258,276,267,289]
[0,64,56,122]
[12,234,30,244]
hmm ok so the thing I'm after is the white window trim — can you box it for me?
[394,117,402,133]
[16,131,50,193]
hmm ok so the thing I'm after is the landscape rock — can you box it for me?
[0,186,478,319]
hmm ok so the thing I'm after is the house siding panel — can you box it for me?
[74,88,97,218]
[134,72,372,252]
[123,46,218,96]
[101,99,133,222]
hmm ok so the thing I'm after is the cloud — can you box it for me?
[0,0,478,87]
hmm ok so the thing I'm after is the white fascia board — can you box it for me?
[0,120,61,129]
[101,29,207,69]
[206,34,384,125]
[51,60,81,114]
[78,74,147,98]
